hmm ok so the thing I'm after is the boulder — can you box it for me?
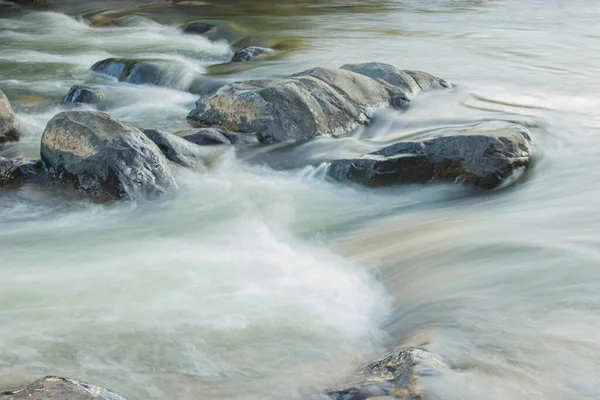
[0,376,126,400]
[176,128,233,146]
[328,348,448,400]
[91,58,163,86]
[0,89,20,145]
[0,157,43,187]
[187,63,450,144]
[231,46,275,62]
[182,20,244,43]
[62,85,101,107]
[328,122,533,189]
[341,62,451,108]
[141,128,211,169]
[41,111,176,200]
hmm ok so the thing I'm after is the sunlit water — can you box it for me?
[2,1,600,399]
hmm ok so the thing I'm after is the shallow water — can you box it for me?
[2,1,600,399]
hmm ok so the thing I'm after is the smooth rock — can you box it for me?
[187,63,449,144]
[0,89,20,145]
[231,46,275,62]
[142,128,211,169]
[182,20,244,43]
[62,85,101,106]
[41,111,176,200]
[0,376,126,400]
[341,63,451,108]
[176,128,233,146]
[328,122,533,189]
[328,348,448,400]
[0,157,43,187]
[91,58,163,86]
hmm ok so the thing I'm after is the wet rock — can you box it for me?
[176,128,233,146]
[62,85,101,107]
[188,78,228,97]
[41,111,176,200]
[231,46,275,62]
[328,348,448,400]
[341,63,451,109]
[142,128,211,169]
[0,157,43,187]
[0,89,20,145]
[0,376,126,400]
[91,58,163,86]
[182,20,244,43]
[328,122,533,189]
[187,63,449,144]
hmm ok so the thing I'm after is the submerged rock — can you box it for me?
[0,89,20,145]
[187,62,450,144]
[62,85,101,107]
[328,348,447,400]
[176,128,233,146]
[231,46,275,62]
[0,376,126,400]
[91,58,164,86]
[182,20,244,43]
[0,157,43,187]
[142,128,212,169]
[328,122,533,189]
[41,111,176,200]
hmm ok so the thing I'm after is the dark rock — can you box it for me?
[0,89,20,145]
[231,46,275,62]
[187,63,450,144]
[41,111,176,201]
[182,20,244,43]
[142,128,211,169]
[328,122,533,189]
[62,85,101,107]
[0,376,126,400]
[0,157,43,187]
[328,348,447,400]
[91,58,163,86]
[188,78,228,97]
[176,128,233,146]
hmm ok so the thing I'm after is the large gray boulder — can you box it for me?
[0,157,43,187]
[41,111,176,200]
[328,348,448,400]
[187,63,450,144]
[328,122,533,189]
[0,376,126,400]
[0,89,20,145]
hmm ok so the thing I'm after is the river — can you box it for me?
[1,0,600,399]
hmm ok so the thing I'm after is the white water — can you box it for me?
[2,1,600,399]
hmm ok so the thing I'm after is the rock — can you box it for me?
[91,58,163,86]
[187,63,450,144]
[328,122,533,189]
[176,128,233,146]
[41,111,176,200]
[182,20,244,43]
[231,46,275,62]
[188,78,228,98]
[0,157,43,187]
[141,128,211,169]
[328,348,448,400]
[341,63,451,108]
[0,89,20,145]
[62,85,101,107]
[0,376,126,400]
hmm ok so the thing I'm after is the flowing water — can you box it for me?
[2,0,600,399]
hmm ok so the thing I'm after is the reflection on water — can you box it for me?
[2,0,600,399]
